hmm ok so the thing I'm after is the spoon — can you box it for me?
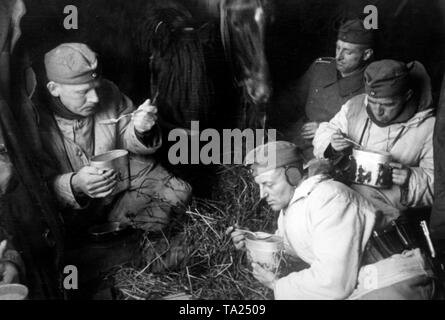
[340,132,363,149]
[328,124,363,149]
[98,98,156,125]
[98,111,138,125]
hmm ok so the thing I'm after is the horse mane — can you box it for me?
[80,0,213,129]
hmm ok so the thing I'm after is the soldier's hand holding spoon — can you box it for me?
[133,99,158,133]
[331,129,353,151]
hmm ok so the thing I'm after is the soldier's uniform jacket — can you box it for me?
[296,57,366,123]
[313,94,435,211]
[273,174,436,300]
[36,79,162,209]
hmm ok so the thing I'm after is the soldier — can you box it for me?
[313,59,435,227]
[282,19,374,162]
[35,43,192,235]
[22,44,194,295]
[227,141,442,299]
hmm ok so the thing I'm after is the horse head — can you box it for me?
[221,0,273,126]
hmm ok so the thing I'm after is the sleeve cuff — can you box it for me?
[324,144,351,159]
[134,124,162,146]
[399,169,413,207]
[274,276,291,300]
[125,121,162,154]
[53,173,89,210]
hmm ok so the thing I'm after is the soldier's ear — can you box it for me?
[47,81,61,97]
[363,48,374,62]
[284,166,302,186]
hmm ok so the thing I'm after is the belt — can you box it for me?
[362,219,432,266]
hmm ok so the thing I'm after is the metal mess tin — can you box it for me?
[350,149,393,189]
[90,149,130,195]
[245,232,283,273]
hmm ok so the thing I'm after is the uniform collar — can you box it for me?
[320,61,366,97]
[288,174,331,205]
[49,96,85,120]
[338,66,366,97]
[365,95,418,128]
[318,60,338,88]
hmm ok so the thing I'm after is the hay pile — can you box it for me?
[114,164,277,300]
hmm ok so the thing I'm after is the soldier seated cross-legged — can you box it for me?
[30,43,192,294]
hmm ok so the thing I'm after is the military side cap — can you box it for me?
[338,19,374,46]
[244,141,302,177]
[45,43,99,84]
[365,60,411,98]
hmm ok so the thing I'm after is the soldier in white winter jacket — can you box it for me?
[227,141,442,300]
[313,60,435,224]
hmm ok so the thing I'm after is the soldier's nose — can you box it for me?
[377,106,385,116]
[87,89,99,104]
[259,185,268,199]
[336,52,344,61]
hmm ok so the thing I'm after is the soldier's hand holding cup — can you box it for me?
[389,162,411,186]
[331,129,353,151]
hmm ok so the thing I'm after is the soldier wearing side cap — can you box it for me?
[34,43,192,237]
[279,19,374,162]
[314,59,435,228]
[226,141,442,300]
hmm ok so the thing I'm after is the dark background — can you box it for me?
[19,0,445,122]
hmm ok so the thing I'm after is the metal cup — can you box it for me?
[245,232,283,274]
[350,149,393,189]
[0,284,29,300]
[90,149,130,196]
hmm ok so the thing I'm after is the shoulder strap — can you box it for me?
[315,57,335,64]
[358,118,370,146]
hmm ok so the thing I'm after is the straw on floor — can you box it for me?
[113,164,278,300]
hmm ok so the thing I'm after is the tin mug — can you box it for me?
[90,149,130,197]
